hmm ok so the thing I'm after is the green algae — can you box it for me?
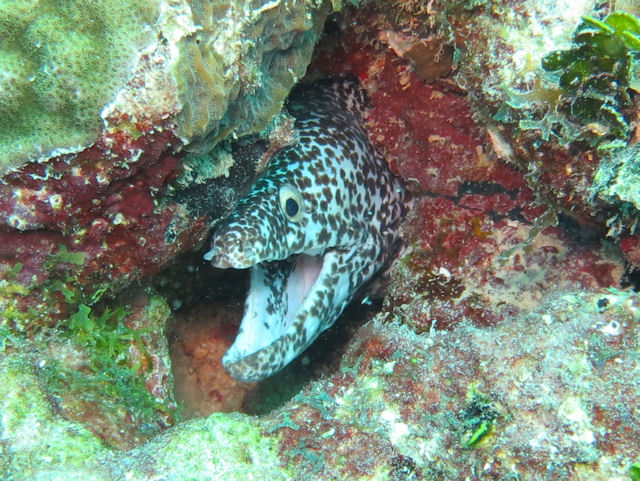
[0,312,291,480]
[594,143,640,208]
[1,244,89,331]
[1,346,290,480]
[42,298,176,436]
[497,10,640,150]
[0,352,113,480]
[540,12,640,149]
[0,0,159,174]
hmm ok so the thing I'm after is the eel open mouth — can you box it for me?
[215,252,327,382]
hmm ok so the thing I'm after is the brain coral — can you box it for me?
[175,0,330,151]
[0,0,159,174]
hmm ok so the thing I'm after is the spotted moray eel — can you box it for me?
[204,77,409,382]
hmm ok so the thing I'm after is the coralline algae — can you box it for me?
[1,0,640,480]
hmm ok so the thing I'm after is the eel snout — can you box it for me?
[204,230,260,269]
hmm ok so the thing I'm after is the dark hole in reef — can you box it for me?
[167,136,266,218]
[621,264,640,291]
[556,212,603,246]
[154,248,382,419]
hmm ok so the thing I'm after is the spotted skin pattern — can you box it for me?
[204,77,409,382]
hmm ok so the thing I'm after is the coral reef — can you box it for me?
[0,0,159,174]
[270,289,640,480]
[0,125,204,327]
[3,289,639,480]
[0,0,332,326]
[2,0,640,480]
[0,0,330,175]
[450,1,640,266]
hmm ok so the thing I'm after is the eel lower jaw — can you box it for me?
[221,252,326,382]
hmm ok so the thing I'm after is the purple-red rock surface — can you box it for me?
[1,1,640,480]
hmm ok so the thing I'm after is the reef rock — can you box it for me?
[0,0,331,326]
[450,1,640,266]
[2,1,640,480]
[3,288,639,480]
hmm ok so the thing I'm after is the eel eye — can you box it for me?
[279,184,304,222]
[285,198,298,217]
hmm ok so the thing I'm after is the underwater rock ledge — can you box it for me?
[2,289,639,479]
[2,0,640,480]
[0,0,331,326]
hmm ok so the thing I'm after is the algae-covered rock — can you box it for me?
[118,412,292,480]
[0,332,290,480]
[1,349,290,480]
[0,347,114,479]
[259,289,640,480]
[451,2,640,231]
[3,288,639,480]
[0,0,331,324]
[0,0,330,176]
[593,144,640,228]
[0,290,176,458]
[0,0,159,174]
[175,0,330,152]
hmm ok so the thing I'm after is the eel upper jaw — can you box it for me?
[220,251,328,382]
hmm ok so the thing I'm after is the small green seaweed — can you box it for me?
[44,245,87,268]
[460,386,499,448]
[0,325,16,352]
[541,12,640,148]
[39,245,88,307]
[4,262,23,280]
[630,462,640,481]
[498,11,640,150]
[1,245,91,330]
[42,302,172,435]
[67,303,149,365]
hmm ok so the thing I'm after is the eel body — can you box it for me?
[204,77,408,382]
